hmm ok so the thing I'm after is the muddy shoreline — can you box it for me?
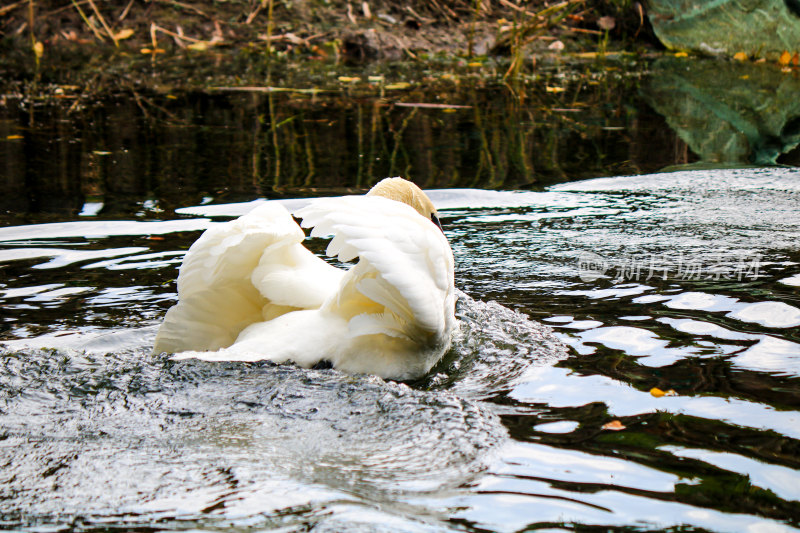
[1,0,657,91]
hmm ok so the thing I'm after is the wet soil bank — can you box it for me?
[1,0,658,91]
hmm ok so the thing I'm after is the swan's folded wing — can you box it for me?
[153,203,340,354]
[295,196,455,345]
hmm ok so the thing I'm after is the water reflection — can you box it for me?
[0,69,688,221]
[4,60,800,225]
[643,58,800,166]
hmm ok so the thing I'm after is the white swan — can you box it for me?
[153,177,456,380]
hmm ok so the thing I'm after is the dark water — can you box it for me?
[2,59,800,531]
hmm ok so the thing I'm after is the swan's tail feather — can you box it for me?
[153,283,264,353]
[154,203,340,354]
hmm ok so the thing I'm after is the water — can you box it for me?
[2,62,800,531]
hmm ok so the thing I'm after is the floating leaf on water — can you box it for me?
[467,62,483,68]
[602,420,626,431]
[115,29,135,41]
[545,86,566,93]
[733,51,748,61]
[384,82,411,90]
[6,135,24,140]
[337,76,361,83]
[187,41,210,51]
[650,387,677,397]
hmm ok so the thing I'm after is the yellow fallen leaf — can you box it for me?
[92,150,112,155]
[602,420,626,431]
[674,51,688,58]
[166,95,178,100]
[384,82,410,90]
[140,48,166,55]
[337,76,361,83]
[467,62,483,68]
[733,51,747,61]
[187,41,210,51]
[33,41,44,59]
[779,50,792,66]
[115,28,135,41]
[6,135,24,140]
[545,86,565,93]
[650,387,677,397]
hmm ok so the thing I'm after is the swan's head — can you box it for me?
[367,177,444,232]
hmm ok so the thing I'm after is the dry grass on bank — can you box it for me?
[2,0,652,68]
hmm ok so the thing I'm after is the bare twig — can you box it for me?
[151,23,203,43]
[28,0,38,68]
[245,0,265,24]
[0,0,27,16]
[86,0,118,46]
[395,102,471,109]
[43,0,89,17]
[155,0,213,20]
[70,0,105,42]
[118,0,134,21]
[568,27,602,35]
[428,0,458,21]
[496,0,538,19]
[404,6,435,24]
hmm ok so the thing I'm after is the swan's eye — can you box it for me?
[431,214,444,233]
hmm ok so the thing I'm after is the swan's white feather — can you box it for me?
[158,193,456,380]
[298,196,454,340]
[153,203,342,354]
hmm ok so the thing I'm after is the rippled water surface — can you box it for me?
[3,56,800,531]
[2,163,799,531]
